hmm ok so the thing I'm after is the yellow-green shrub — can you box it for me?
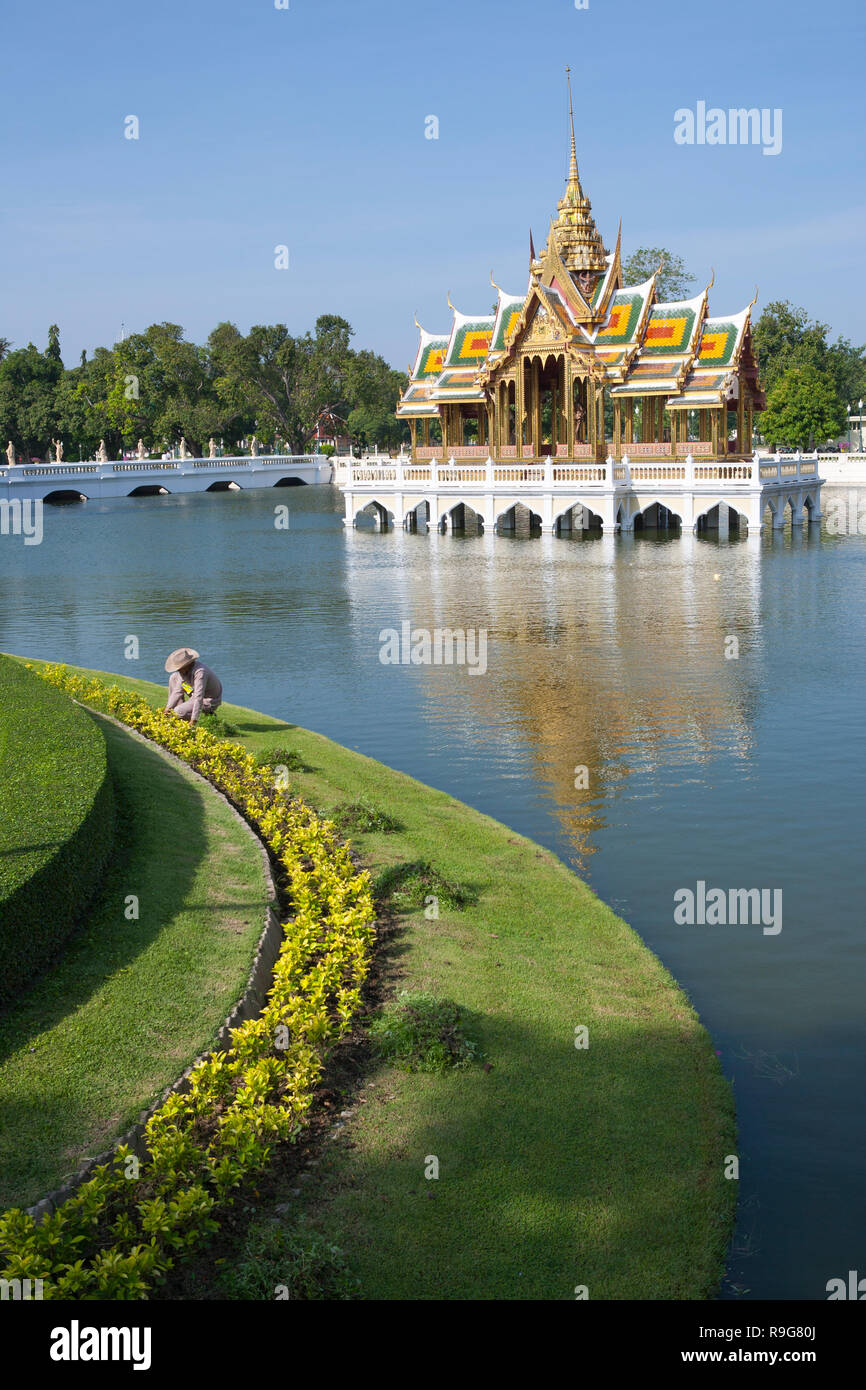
[0,667,375,1299]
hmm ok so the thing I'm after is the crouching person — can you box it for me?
[164,647,223,726]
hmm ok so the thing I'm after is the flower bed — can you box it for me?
[0,666,376,1299]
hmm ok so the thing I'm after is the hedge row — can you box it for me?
[0,656,115,1004]
[0,666,376,1299]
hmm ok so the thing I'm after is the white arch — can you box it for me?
[631,497,683,527]
[353,499,395,529]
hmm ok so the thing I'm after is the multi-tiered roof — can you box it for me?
[397,77,763,423]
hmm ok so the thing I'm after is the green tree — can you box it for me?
[622,247,696,301]
[751,301,830,395]
[760,365,844,450]
[0,338,63,460]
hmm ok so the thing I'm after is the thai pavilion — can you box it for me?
[398,78,765,469]
[342,75,821,535]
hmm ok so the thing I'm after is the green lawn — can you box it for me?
[0,656,115,1003]
[0,710,269,1210]
[7,656,736,1298]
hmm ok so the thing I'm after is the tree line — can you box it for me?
[0,316,409,462]
[2,276,864,462]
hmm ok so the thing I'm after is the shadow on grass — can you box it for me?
[0,724,218,1207]
[306,1010,736,1301]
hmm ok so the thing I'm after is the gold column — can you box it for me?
[613,398,622,456]
[517,359,525,451]
[566,359,574,454]
[410,419,417,458]
[737,388,745,456]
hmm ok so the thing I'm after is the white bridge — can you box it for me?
[1,454,332,503]
[341,452,824,535]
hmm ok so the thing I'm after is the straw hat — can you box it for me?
[165,647,200,673]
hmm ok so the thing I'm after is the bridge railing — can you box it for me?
[3,454,321,480]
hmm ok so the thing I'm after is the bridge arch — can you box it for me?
[495,501,542,536]
[205,479,242,492]
[553,499,604,535]
[439,501,484,535]
[128,484,170,497]
[273,475,308,487]
[43,489,88,504]
[694,499,745,534]
[632,498,683,533]
[353,499,395,530]
[405,499,431,533]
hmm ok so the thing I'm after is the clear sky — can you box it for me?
[2,0,863,369]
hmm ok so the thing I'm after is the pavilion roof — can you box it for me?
[410,326,449,381]
[443,309,496,368]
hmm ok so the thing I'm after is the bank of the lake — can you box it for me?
[11,658,736,1299]
[0,682,270,1210]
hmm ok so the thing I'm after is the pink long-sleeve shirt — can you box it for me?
[165,661,223,724]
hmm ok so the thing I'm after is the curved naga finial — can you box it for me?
[490,270,503,293]
[447,291,456,312]
[748,285,759,310]
[705,267,715,292]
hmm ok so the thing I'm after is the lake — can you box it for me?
[2,481,864,1301]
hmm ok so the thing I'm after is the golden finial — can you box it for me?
[413,312,422,331]
[447,291,456,312]
[490,270,503,293]
[748,285,759,310]
[656,253,665,276]
[705,267,715,292]
[566,66,578,180]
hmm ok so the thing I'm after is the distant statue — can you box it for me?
[179,437,191,459]
[574,404,586,441]
[136,438,147,460]
[53,438,63,463]
[97,439,108,462]
[249,434,259,456]
[6,440,15,468]
[208,437,217,459]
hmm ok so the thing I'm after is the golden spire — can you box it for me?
[552,66,607,276]
[566,65,578,183]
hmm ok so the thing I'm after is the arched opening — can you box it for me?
[442,502,484,536]
[633,501,682,534]
[696,502,746,537]
[273,476,307,487]
[555,502,603,537]
[495,502,542,537]
[128,484,170,497]
[205,479,241,491]
[354,501,392,531]
[43,490,87,504]
[405,500,430,534]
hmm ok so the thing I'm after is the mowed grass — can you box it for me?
[7,658,736,1298]
[0,712,269,1210]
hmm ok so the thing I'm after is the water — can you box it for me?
[2,484,864,1300]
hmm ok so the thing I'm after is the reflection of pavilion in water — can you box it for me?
[346,526,758,868]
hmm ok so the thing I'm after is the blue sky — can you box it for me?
[2,0,863,369]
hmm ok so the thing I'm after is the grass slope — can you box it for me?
[0,712,269,1210]
[0,656,115,1001]
[7,657,736,1298]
